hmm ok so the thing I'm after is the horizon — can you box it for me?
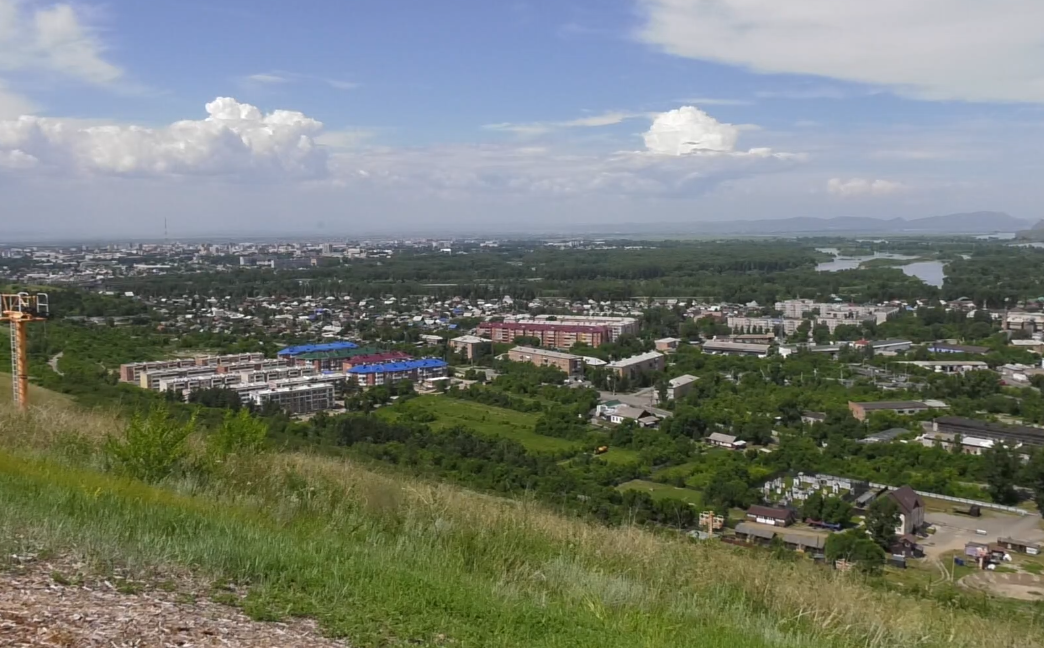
[1,1,1042,236]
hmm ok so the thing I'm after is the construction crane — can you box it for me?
[1,292,49,410]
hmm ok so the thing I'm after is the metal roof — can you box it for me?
[278,341,359,356]
[348,358,448,374]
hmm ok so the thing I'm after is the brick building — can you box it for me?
[507,346,583,376]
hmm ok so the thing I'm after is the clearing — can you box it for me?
[619,479,705,507]
[377,395,581,453]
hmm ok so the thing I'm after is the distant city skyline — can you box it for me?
[1,0,1042,237]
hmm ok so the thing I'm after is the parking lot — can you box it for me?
[921,509,1044,559]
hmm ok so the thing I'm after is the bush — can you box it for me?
[207,409,269,460]
[104,406,196,483]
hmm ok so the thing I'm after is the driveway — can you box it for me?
[921,511,1044,559]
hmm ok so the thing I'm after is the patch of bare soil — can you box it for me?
[0,554,350,647]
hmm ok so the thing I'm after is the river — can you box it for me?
[815,249,946,287]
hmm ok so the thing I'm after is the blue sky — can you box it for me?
[1,0,1043,237]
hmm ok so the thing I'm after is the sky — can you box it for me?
[1,0,1043,238]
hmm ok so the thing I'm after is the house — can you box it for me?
[891,534,924,559]
[885,486,925,536]
[927,342,991,355]
[662,374,698,403]
[654,337,681,353]
[801,411,827,425]
[848,400,932,422]
[734,522,776,546]
[997,537,1042,555]
[610,405,657,425]
[707,432,746,450]
[858,427,909,444]
[918,430,994,455]
[746,505,796,527]
[782,533,826,553]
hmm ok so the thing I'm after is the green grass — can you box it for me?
[619,479,705,508]
[378,395,581,454]
[3,407,1044,648]
[0,372,74,409]
[597,447,641,465]
[651,462,699,480]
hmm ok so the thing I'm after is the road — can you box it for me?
[598,388,673,418]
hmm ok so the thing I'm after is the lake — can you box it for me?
[815,250,946,287]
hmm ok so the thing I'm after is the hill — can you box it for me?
[0,404,1041,648]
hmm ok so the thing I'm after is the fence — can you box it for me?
[866,482,1029,516]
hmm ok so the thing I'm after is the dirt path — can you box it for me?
[0,555,350,647]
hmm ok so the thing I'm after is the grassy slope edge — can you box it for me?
[0,404,1040,648]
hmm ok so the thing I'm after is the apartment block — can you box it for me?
[450,335,490,360]
[119,352,265,383]
[507,346,583,376]
[478,322,610,349]
[252,383,335,414]
[608,351,665,380]
[348,358,449,388]
[726,316,780,334]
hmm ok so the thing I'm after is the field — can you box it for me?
[377,395,582,453]
[619,479,705,508]
[3,404,1043,648]
[597,447,641,465]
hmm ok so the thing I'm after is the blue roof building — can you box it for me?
[278,341,359,356]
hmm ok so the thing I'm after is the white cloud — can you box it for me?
[0,97,326,179]
[0,80,35,118]
[246,73,291,84]
[643,106,737,154]
[679,97,753,106]
[0,0,122,84]
[484,110,643,136]
[637,0,1044,103]
[326,79,359,90]
[827,178,907,197]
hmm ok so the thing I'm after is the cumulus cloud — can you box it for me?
[0,0,122,84]
[0,80,35,119]
[643,106,738,154]
[637,0,1044,103]
[827,178,907,197]
[0,97,327,179]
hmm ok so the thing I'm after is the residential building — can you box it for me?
[663,374,698,403]
[654,337,681,353]
[702,340,771,357]
[348,358,449,388]
[848,400,933,421]
[609,405,658,426]
[252,382,335,414]
[119,352,266,383]
[450,334,490,360]
[775,299,816,319]
[801,411,826,425]
[508,346,583,376]
[478,321,611,348]
[726,316,780,334]
[745,505,796,527]
[1010,339,1044,354]
[707,432,746,449]
[419,334,444,346]
[884,486,925,536]
[342,351,413,369]
[731,333,776,345]
[277,341,359,358]
[1005,312,1044,334]
[607,351,665,380]
[516,315,639,340]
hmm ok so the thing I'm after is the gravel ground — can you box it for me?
[0,554,350,647]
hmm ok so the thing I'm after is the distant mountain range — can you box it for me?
[588,211,1030,236]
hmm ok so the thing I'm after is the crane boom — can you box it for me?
[1,292,49,410]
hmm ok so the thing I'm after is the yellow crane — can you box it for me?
[2,292,49,410]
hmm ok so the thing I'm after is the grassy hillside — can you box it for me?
[0,372,74,408]
[0,404,1041,648]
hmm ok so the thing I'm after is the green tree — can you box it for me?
[984,443,1020,505]
[105,406,196,483]
[825,529,886,574]
[1024,448,1044,512]
[865,496,900,550]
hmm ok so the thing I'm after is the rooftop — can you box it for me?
[348,358,449,374]
[278,341,358,356]
[510,346,581,361]
[608,351,664,368]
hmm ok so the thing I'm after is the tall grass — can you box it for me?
[1,404,1042,648]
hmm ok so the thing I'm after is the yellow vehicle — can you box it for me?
[594,445,609,455]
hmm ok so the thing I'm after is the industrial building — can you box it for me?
[507,346,583,376]
[607,351,665,380]
[478,321,611,349]
[702,340,772,357]
[348,358,449,387]
[928,416,1044,448]
[848,400,933,422]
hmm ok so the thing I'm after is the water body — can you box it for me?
[815,251,946,287]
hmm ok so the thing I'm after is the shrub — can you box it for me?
[104,406,196,483]
[207,408,268,460]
